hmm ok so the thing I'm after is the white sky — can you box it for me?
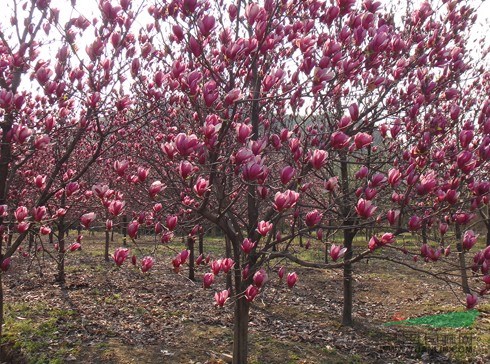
[0,0,488,90]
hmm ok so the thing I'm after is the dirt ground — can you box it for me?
[1,234,489,364]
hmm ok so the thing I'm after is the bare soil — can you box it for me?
[1,234,489,364]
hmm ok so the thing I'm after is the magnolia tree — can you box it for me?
[0,0,155,347]
[99,0,490,363]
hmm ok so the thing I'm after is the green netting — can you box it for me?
[384,310,479,328]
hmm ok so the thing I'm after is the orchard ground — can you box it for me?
[1,232,489,364]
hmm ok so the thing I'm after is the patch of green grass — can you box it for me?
[3,302,79,364]
[104,293,122,304]
[385,310,480,328]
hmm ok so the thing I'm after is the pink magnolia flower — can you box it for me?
[0,257,11,272]
[242,159,266,182]
[280,166,295,185]
[355,199,377,218]
[174,133,199,156]
[195,253,204,266]
[197,15,216,38]
[153,203,163,213]
[330,131,350,149]
[453,212,474,225]
[108,200,125,216]
[34,175,46,188]
[236,123,252,143]
[380,233,395,245]
[482,275,490,286]
[69,242,81,252]
[131,255,137,266]
[221,258,235,273]
[15,206,28,222]
[370,173,387,188]
[161,231,173,244]
[114,160,129,176]
[166,215,178,231]
[113,248,130,266]
[466,294,478,309]
[234,148,254,165]
[408,215,422,231]
[310,149,328,169]
[416,171,437,195]
[386,210,400,225]
[40,225,51,235]
[324,177,338,192]
[203,273,215,288]
[172,255,182,271]
[278,266,286,280]
[193,177,210,197]
[330,244,347,261]
[353,132,373,149]
[65,182,79,197]
[214,289,230,307]
[211,259,222,275]
[32,206,46,222]
[223,88,242,106]
[257,221,273,236]
[439,223,448,235]
[287,272,298,288]
[178,160,194,179]
[368,236,381,251]
[245,285,259,302]
[0,205,7,218]
[179,250,189,264]
[241,263,250,280]
[241,238,256,254]
[80,212,96,228]
[355,165,369,179]
[387,168,401,187]
[203,80,218,106]
[457,150,476,174]
[305,209,322,227]
[462,230,478,250]
[253,269,268,288]
[420,244,441,262]
[273,190,300,212]
[137,167,149,182]
[348,103,359,120]
[141,256,155,273]
[149,181,165,198]
[127,221,139,239]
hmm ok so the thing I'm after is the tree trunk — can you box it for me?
[198,231,204,256]
[7,226,12,249]
[455,223,470,294]
[104,229,110,262]
[342,231,354,326]
[339,150,355,326]
[28,232,34,253]
[225,236,233,292]
[56,226,66,283]
[122,215,128,246]
[232,295,250,364]
[187,237,195,281]
[0,271,3,359]
[56,194,67,283]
